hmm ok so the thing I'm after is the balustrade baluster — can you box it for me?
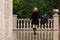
[39,19,40,29]
[27,20,29,29]
[21,20,22,29]
[42,25,44,29]
[48,20,50,29]
[51,20,52,29]
[24,20,25,29]
[30,20,32,29]
[45,23,47,29]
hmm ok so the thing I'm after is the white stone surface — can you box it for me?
[13,15,17,29]
[53,13,59,30]
[4,0,13,40]
[0,0,13,40]
[0,0,4,40]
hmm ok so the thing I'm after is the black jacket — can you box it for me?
[30,11,40,25]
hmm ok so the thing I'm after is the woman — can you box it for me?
[30,7,40,35]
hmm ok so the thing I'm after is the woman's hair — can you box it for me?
[33,7,38,12]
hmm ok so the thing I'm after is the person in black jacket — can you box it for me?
[30,7,40,35]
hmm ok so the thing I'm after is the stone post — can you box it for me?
[13,15,17,29]
[13,15,18,40]
[0,0,4,40]
[53,9,59,40]
[4,0,13,40]
[0,0,13,40]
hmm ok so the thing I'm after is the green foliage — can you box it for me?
[13,0,60,18]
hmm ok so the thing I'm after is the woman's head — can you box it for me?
[33,7,38,12]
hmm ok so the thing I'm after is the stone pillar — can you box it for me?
[0,0,4,40]
[3,0,13,40]
[0,0,13,40]
[53,9,59,40]
[13,15,17,29]
[53,9,59,30]
[13,15,18,40]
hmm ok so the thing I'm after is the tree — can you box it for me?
[13,0,60,18]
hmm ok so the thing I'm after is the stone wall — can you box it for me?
[0,0,13,40]
[0,0,4,40]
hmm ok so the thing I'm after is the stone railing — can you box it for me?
[17,19,53,29]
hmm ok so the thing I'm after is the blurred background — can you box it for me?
[13,0,60,18]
